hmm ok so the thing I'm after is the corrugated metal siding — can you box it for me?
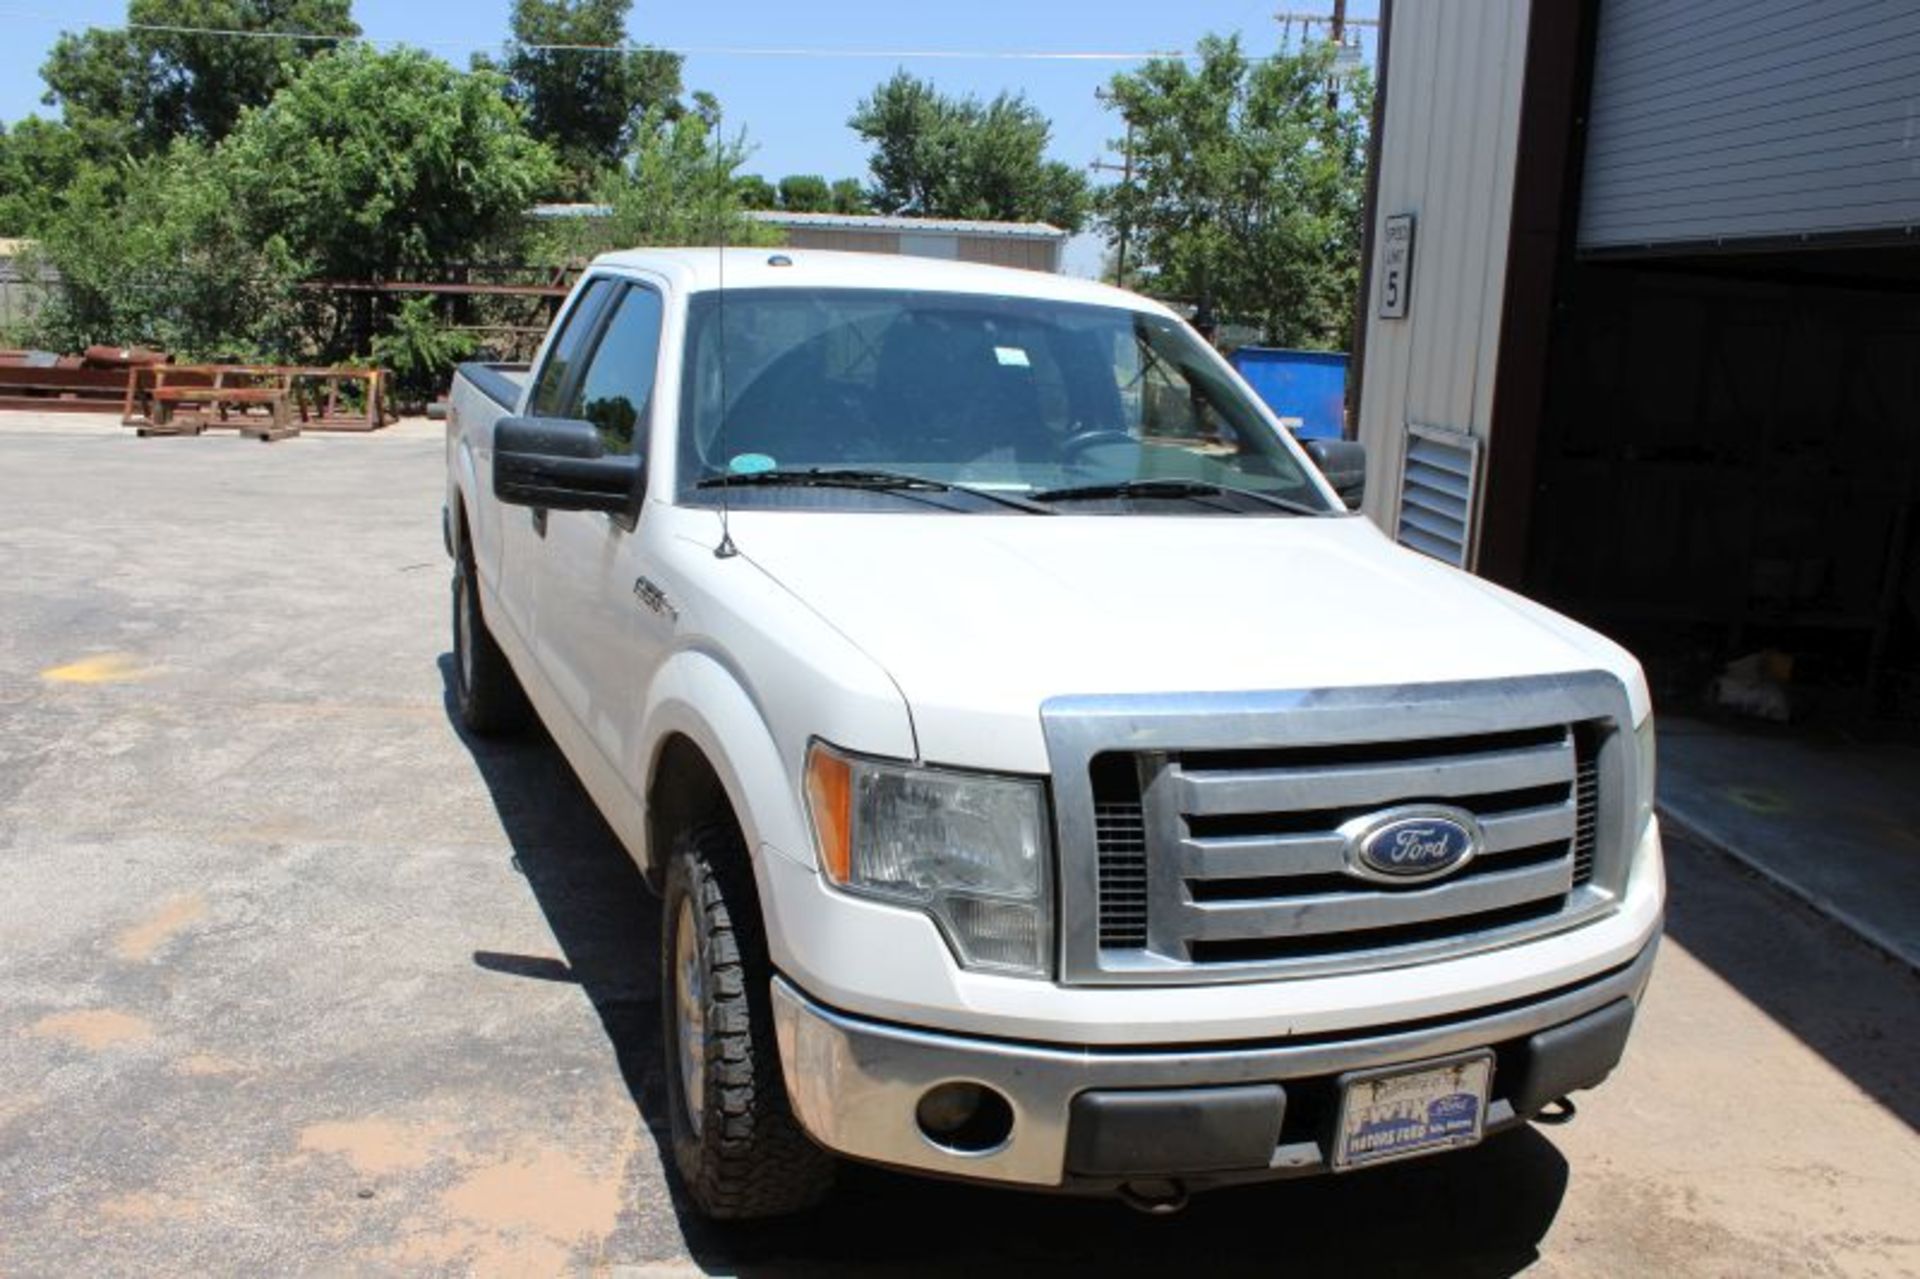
[779,226,1060,272]
[782,228,903,255]
[1355,0,1531,566]
[1580,0,1920,251]
[956,237,1059,272]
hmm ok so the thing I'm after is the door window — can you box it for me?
[529,278,614,416]
[565,285,665,456]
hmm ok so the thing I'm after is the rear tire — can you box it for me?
[451,537,529,736]
[662,819,834,1219]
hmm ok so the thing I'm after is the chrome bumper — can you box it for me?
[772,934,1659,1189]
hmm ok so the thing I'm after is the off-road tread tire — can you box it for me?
[663,820,833,1220]
[451,541,530,736]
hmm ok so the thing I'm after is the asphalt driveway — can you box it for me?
[0,412,1914,1277]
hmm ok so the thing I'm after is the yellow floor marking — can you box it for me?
[40,653,153,684]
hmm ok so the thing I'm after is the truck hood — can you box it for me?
[730,511,1644,772]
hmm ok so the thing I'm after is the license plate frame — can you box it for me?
[1332,1049,1495,1171]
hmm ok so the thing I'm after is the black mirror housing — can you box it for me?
[1305,438,1366,510]
[493,416,642,514]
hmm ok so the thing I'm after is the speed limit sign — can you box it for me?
[1379,213,1415,320]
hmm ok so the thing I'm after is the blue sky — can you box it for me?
[0,0,1379,274]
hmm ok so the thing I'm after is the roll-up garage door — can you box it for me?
[1578,0,1920,253]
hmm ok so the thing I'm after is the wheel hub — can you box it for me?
[455,572,475,693]
[674,900,706,1135]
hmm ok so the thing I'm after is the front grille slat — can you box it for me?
[1183,858,1576,943]
[1178,831,1350,879]
[1172,736,1576,815]
[1480,802,1578,853]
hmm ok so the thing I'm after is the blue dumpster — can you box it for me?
[1228,347,1349,440]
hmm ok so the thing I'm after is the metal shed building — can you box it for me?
[1354,0,1920,721]
[744,211,1067,273]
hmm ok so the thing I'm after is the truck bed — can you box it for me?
[457,362,529,412]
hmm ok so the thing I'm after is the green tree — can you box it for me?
[40,0,359,152]
[733,174,777,209]
[776,174,832,213]
[217,45,557,285]
[592,110,780,250]
[23,140,301,358]
[1099,36,1371,347]
[829,177,867,214]
[848,71,1089,231]
[0,117,97,235]
[500,0,684,196]
[370,295,478,403]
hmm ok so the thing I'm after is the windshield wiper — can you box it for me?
[1029,478,1329,516]
[697,467,1054,514]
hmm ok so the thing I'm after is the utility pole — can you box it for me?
[1276,6,1377,109]
[1090,87,1135,289]
[1328,0,1348,109]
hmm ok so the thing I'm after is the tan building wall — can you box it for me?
[1355,0,1531,566]
[956,237,1060,273]
[781,228,902,255]
[774,225,1060,273]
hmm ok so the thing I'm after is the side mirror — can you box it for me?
[1305,438,1366,510]
[493,416,641,514]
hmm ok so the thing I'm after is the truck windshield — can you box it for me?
[675,288,1335,514]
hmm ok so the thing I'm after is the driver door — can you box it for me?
[532,279,671,781]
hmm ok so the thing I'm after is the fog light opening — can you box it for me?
[1119,1179,1190,1216]
[914,1082,1014,1154]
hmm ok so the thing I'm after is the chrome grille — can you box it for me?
[1046,674,1636,986]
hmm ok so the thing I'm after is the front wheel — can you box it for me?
[661,820,834,1219]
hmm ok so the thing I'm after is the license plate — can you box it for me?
[1332,1050,1494,1171]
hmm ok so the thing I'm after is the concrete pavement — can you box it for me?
[0,412,1915,1276]
[1659,718,1920,971]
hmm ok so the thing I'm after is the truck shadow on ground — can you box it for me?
[1658,829,1920,1133]
[441,655,1574,1276]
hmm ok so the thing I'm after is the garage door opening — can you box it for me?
[1522,249,1920,729]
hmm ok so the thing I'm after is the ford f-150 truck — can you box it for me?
[443,248,1663,1219]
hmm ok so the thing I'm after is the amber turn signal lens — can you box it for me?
[804,744,853,884]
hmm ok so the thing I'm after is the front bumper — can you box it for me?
[773,931,1659,1192]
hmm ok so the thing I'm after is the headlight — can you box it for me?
[1634,714,1657,839]
[804,742,1053,978]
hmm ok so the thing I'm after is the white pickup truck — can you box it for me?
[444,249,1663,1219]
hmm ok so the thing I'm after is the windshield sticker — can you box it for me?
[994,346,1032,368]
[729,452,777,475]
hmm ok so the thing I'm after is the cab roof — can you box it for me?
[586,247,1175,317]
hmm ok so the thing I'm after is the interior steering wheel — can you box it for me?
[1058,428,1137,461]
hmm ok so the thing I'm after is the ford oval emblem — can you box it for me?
[1342,807,1483,883]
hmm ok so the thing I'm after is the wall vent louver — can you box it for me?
[1396,423,1482,568]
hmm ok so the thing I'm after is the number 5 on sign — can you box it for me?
[1379,213,1415,320]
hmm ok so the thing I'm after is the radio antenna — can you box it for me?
[713,123,738,560]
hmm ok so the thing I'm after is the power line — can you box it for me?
[0,9,1190,61]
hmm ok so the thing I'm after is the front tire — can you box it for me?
[450,539,529,736]
[661,820,833,1219]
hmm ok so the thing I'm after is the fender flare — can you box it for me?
[634,648,812,883]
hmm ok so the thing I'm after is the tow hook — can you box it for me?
[1118,1179,1190,1216]
[1535,1096,1579,1126]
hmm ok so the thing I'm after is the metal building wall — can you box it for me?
[1355,0,1532,568]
